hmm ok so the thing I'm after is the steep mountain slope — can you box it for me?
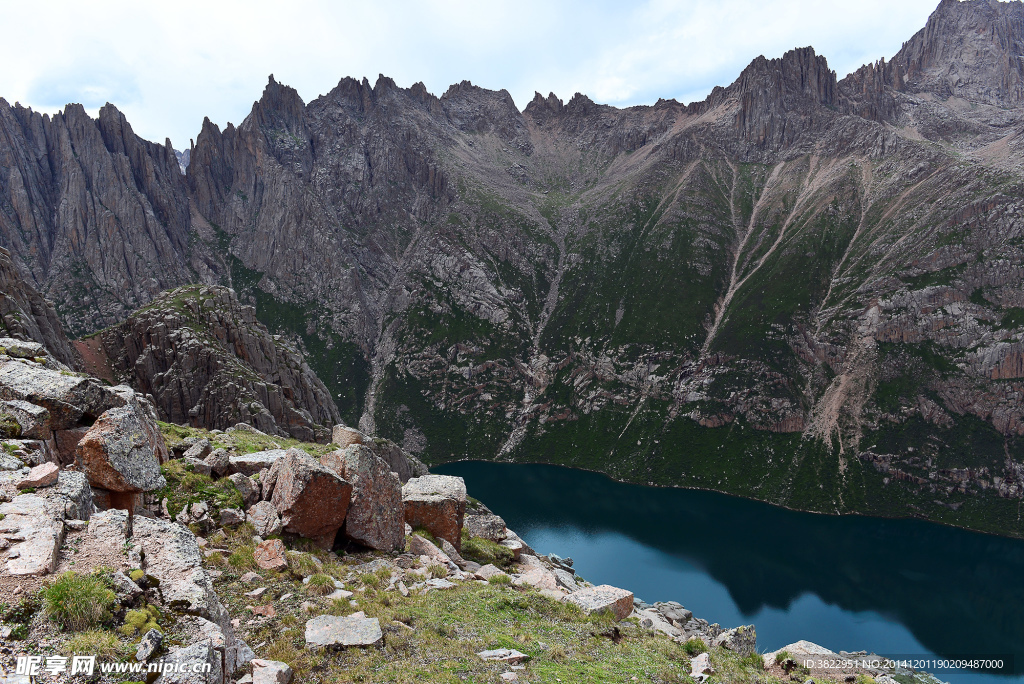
[1,0,1023,535]
[0,246,80,367]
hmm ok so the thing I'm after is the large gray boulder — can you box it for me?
[154,641,223,684]
[321,445,404,551]
[228,449,285,476]
[564,585,634,621]
[402,475,467,551]
[0,361,118,430]
[76,403,166,493]
[132,516,229,627]
[267,449,351,545]
[305,612,382,649]
[0,399,52,440]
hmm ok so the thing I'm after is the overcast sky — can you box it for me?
[1,0,940,149]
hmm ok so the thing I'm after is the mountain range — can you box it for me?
[1,0,1023,536]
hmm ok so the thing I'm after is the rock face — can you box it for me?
[402,475,467,550]
[266,449,351,542]
[0,248,79,368]
[4,0,1024,535]
[98,285,341,441]
[76,404,167,493]
[322,445,404,551]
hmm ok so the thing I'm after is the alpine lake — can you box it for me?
[435,461,1024,683]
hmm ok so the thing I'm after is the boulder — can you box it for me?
[76,404,166,493]
[564,585,634,621]
[154,641,223,684]
[251,660,293,684]
[229,449,286,476]
[477,649,530,664]
[136,628,163,661]
[246,501,283,537]
[227,473,259,507]
[17,462,58,488]
[408,533,458,572]
[88,508,131,547]
[552,568,580,592]
[54,470,93,520]
[0,494,65,575]
[253,539,288,571]
[269,449,351,541]
[132,516,230,631]
[465,514,507,541]
[0,361,119,430]
[474,564,509,581]
[183,439,212,461]
[402,475,466,551]
[331,425,366,449]
[321,445,403,551]
[513,567,560,592]
[690,652,713,682]
[305,612,383,648]
[712,625,757,656]
[112,570,144,601]
[220,508,245,527]
[0,399,51,440]
[204,449,231,477]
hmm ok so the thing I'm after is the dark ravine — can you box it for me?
[1,0,1024,536]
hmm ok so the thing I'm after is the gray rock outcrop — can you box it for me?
[98,286,341,441]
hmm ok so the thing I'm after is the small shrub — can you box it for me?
[488,573,512,586]
[63,630,131,659]
[305,574,336,596]
[774,650,792,665]
[683,637,707,656]
[427,563,449,579]
[461,536,514,569]
[228,545,256,570]
[287,552,322,578]
[0,413,21,439]
[43,572,116,631]
[741,651,764,670]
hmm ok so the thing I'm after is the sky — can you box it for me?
[0,0,941,150]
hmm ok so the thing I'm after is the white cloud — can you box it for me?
[0,0,939,148]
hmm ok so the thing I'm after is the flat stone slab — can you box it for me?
[564,584,634,621]
[17,462,58,488]
[251,659,293,684]
[229,449,286,476]
[477,648,531,664]
[305,613,382,648]
[0,494,64,575]
[474,564,509,581]
[254,539,288,571]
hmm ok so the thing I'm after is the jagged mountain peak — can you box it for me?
[893,0,1024,104]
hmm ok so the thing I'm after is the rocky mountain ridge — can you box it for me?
[90,285,341,442]
[2,0,1024,536]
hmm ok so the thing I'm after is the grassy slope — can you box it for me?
[155,423,784,684]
